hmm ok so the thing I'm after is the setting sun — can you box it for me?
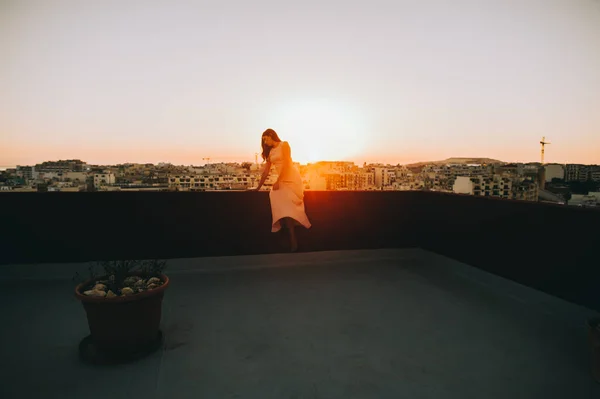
[266,99,368,164]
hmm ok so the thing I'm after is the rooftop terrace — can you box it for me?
[1,191,599,397]
[1,249,599,398]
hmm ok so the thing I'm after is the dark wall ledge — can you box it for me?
[1,191,598,311]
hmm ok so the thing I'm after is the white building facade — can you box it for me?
[168,174,259,191]
[94,173,116,189]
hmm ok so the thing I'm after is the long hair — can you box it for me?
[261,128,282,162]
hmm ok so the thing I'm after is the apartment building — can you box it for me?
[447,164,490,178]
[36,160,87,172]
[16,166,35,180]
[454,175,513,199]
[306,161,356,174]
[565,164,588,182]
[454,175,538,201]
[168,174,258,191]
[303,168,376,191]
[62,171,89,183]
[374,168,393,188]
[394,166,411,179]
[421,164,491,191]
[392,180,425,191]
[359,171,376,190]
[322,171,374,191]
[496,163,522,176]
[513,180,539,202]
[589,166,600,182]
[94,173,116,189]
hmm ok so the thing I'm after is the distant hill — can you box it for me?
[405,158,504,167]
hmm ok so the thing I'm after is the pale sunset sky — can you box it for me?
[1,0,599,166]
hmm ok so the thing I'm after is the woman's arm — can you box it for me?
[255,160,272,190]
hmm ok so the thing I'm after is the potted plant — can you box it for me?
[73,259,169,362]
[590,317,600,383]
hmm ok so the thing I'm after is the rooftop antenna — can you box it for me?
[540,137,550,164]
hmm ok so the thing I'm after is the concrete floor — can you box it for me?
[0,248,598,398]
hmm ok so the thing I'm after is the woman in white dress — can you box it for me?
[251,128,311,252]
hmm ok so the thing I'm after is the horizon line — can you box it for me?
[2,158,599,168]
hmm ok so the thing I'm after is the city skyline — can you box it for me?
[2,0,600,166]
[4,156,598,207]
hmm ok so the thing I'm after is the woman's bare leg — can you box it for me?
[284,218,298,252]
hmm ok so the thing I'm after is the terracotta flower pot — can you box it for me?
[75,273,170,355]
[589,318,600,383]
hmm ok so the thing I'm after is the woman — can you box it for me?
[250,128,311,252]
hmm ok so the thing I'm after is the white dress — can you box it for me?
[268,142,312,233]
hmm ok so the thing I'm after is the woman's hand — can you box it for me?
[273,182,280,190]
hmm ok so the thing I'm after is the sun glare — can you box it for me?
[267,99,368,164]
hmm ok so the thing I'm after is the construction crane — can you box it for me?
[540,137,550,164]
[202,157,211,166]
